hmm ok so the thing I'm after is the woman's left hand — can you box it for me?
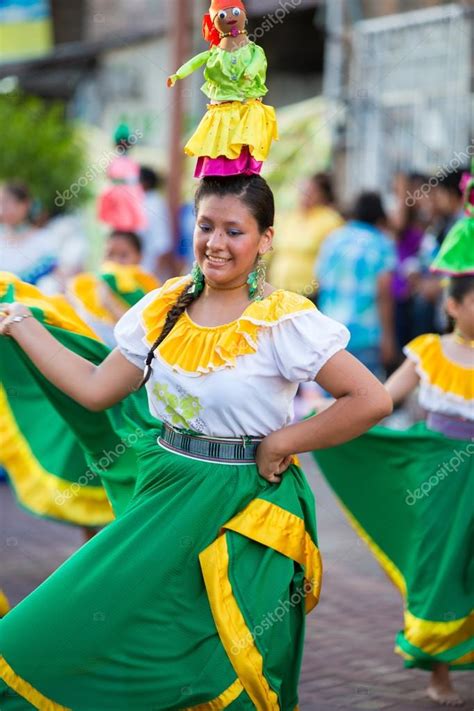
[256,433,293,484]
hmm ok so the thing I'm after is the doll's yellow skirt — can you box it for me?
[185,99,278,162]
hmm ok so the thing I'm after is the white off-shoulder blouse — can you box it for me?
[404,334,473,421]
[115,276,350,437]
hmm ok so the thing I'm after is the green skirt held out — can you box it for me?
[0,430,320,711]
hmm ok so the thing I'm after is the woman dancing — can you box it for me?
[384,274,474,706]
[0,174,391,710]
[314,170,474,707]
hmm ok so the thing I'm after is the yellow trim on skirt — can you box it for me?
[183,678,244,710]
[338,498,473,661]
[198,497,320,710]
[223,498,322,613]
[199,532,281,711]
[0,655,71,711]
[403,610,474,657]
[0,385,114,527]
[184,100,278,162]
[0,589,10,617]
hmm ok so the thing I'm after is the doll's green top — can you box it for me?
[172,42,268,102]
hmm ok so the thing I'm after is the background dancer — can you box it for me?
[314,169,474,707]
[67,230,159,347]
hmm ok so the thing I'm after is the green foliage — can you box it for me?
[0,91,90,214]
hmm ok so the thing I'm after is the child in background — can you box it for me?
[68,231,159,348]
[104,229,142,266]
[97,124,146,233]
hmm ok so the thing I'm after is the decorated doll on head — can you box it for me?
[167,0,278,178]
[98,123,147,232]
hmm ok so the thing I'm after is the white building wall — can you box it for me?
[345,3,473,196]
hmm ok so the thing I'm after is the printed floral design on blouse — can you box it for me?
[152,382,203,429]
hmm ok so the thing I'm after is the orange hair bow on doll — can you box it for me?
[202,0,246,46]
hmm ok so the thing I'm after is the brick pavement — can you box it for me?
[1,458,472,711]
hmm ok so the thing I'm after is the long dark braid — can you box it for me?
[140,282,202,386]
[140,174,275,387]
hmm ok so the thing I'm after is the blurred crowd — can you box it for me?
[268,167,467,379]
[0,166,178,288]
[0,157,467,382]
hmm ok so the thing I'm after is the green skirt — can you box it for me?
[0,430,320,710]
[313,422,474,671]
[0,336,114,529]
[0,274,156,526]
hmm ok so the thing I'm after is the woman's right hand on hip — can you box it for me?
[256,432,293,484]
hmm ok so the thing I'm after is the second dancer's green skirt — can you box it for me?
[313,423,474,671]
[0,429,320,711]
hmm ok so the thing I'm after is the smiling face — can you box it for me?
[213,6,246,35]
[194,194,273,288]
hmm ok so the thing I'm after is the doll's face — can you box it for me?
[213,7,246,35]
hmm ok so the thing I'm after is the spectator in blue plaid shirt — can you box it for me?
[315,192,397,378]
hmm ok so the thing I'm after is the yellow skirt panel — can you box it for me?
[185,100,278,162]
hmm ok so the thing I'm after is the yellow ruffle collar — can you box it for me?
[141,275,315,376]
[405,333,473,400]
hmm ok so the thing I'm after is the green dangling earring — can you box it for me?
[189,261,205,295]
[247,256,267,301]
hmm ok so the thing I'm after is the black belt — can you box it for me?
[158,423,262,463]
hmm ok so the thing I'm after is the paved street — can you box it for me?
[1,458,472,710]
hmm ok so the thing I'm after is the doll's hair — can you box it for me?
[202,13,221,46]
[140,175,274,387]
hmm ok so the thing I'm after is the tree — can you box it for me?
[0,91,90,214]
